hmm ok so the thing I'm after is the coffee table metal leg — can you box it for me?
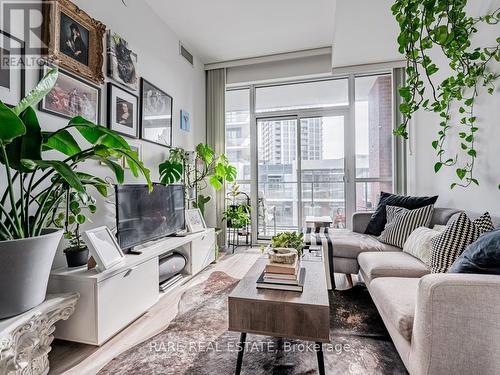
[235,332,247,375]
[316,342,325,375]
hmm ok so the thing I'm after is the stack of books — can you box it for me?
[256,257,306,292]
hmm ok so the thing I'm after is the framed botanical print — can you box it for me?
[180,110,190,132]
[42,0,106,84]
[107,83,138,138]
[0,30,25,107]
[107,31,138,90]
[39,64,100,123]
[140,78,173,147]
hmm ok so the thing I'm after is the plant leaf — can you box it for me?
[12,68,58,116]
[0,101,26,146]
[42,129,81,156]
[159,160,183,184]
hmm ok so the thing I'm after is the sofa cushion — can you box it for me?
[379,205,434,248]
[364,192,439,236]
[358,251,430,284]
[332,229,400,259]
[369,277,419,341]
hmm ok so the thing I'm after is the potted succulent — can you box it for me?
[269,232,305,264]
[0,68,152,318]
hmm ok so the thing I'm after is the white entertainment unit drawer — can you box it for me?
[48,229,215,345]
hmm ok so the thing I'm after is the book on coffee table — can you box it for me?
[264,257,299,275]
[256,267,306,292]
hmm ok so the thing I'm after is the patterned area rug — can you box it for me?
[98,271,408,375]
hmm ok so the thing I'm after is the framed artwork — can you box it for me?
[107,83,139,138]
[123,140,142,169]
[107,31,138,90]
[82,226,125,271]
[0,31,25,107]
[140,78,173,147]
[39,63,100,123]
[180,110,190,132]
[185,208,206,233]
[42,0,106,84]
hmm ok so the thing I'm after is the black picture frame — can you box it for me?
[38,62,101,123]
[0,30,26,107]
[107,82,139,138]
[139,78,173,148]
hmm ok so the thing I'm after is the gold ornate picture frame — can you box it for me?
[43,0,105,84]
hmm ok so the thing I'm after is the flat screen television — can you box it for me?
[115,184,185,251]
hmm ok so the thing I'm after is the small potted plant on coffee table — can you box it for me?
[269,232,305,264]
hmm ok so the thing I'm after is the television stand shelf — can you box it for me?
[48,228,215,346]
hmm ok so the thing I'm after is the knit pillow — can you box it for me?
[403,227,441,266]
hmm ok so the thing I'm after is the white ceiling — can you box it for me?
[144,0,336,64]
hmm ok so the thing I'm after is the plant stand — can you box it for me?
[0,293,79,375]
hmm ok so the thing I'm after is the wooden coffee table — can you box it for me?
[228,258,330,374]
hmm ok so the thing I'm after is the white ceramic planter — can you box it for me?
[0,229,63,319]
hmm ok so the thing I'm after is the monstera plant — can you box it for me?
[159,143,236,217]
[0,68,152,318]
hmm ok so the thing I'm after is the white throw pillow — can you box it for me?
[403,227,441,266]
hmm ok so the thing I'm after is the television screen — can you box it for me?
[115,184,185,250]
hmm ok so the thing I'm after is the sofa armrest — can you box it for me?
[410,273,500,375]
[352,212,373,233]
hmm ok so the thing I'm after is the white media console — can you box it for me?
[48,228,215,345]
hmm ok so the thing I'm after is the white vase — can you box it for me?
[0,229,63,319]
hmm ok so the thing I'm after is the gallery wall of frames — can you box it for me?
[1,0,198,169]
[0,0,205,268]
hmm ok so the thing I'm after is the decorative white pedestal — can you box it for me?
[0,293,79,375]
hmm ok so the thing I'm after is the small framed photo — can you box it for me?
[180,110,190,132]
[123,140,142,169]
[83,226,125,271]
[107,31,138,90]
[39,63,101,123]
[0,30,25,107]
[107,82,139,138]
[185,208,206,233]
[140,78,173,147]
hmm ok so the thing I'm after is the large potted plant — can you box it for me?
[0,69,152,318]
[159,143,237,217]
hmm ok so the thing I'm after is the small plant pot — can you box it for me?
[65,247,89,268]
[268,248,298,264]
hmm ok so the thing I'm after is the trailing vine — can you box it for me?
[392,0,500,188]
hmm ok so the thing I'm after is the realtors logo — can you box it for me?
[1,0,50,68]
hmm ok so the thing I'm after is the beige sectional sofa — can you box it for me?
[333,208,500,375]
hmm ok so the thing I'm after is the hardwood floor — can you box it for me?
[49,248,357,375]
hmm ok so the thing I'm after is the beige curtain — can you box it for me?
[206,68,226,247]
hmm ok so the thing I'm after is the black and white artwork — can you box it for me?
[0,31,25,107]
[107,31,138,90]
[59,12,89,66]
[107,83,138,138]
[140,78,172,147]
[39,64,100,123]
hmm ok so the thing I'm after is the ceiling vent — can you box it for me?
[179,43,194,66]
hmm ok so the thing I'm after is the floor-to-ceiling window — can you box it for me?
[225,72,399,242]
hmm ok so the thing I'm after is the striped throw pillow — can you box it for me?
[379,205,434,248]
[431,212,494,273]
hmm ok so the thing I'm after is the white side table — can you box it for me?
[0,293,79,375]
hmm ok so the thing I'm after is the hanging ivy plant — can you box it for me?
[392,0,500,188]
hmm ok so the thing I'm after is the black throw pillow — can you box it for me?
[364,192,439,236]
[448,228,500,275]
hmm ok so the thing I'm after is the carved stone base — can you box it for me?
[0,293,79,375]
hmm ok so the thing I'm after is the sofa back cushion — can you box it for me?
[364,192,439,236]
[379,205,434,248]
[449,229,500,275]
[430,208,463,227]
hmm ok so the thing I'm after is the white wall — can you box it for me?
[2,0,206,267]
[408,1,500,215]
